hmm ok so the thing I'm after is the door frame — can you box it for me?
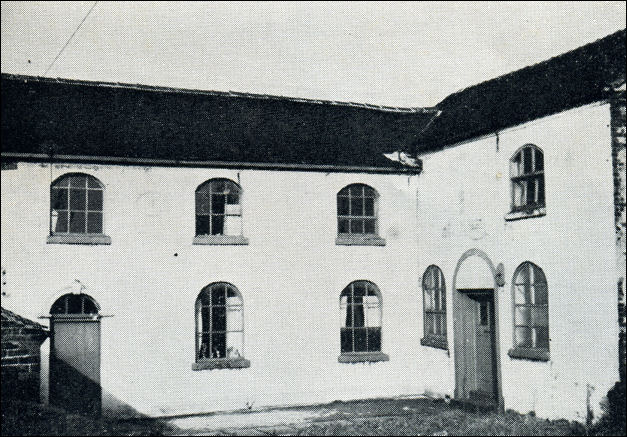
[452,248,504,410]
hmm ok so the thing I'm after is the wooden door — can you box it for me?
[474,298,496,398]
[50,317,101,415]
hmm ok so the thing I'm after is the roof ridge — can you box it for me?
[0,72,436,114]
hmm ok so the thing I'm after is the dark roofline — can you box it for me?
[0,72,436,114]
[1,152,422,175]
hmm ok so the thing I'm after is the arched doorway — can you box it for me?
[452,249,502,407]
[49,293,101,415]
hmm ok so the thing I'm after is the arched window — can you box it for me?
[50,293,100,316]
[337,184,378,235]
[50,174,104,235]
[339,281,388,362]
[195,179,244,240]
[421,265,447,349]
[510,144,545,212]
[194,282,250,369]
[511,262,549,357]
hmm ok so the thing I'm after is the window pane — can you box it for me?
[199,291,210,306]
[535,149,544,171]
[70,176,87,188]
[441,315,447,336]
[66,295,82,314]
[53,210,68,233]
[50,297,66,314]
[353,283,366,297]
[363,186,375,197]
[211,180,227,193]
[87,177,101,189]
[425,312,435,335]
[212,306,227,332]
[212,287,226,305]
[364,198,375,216]
[201,306,210,332]
[511,153,522,177]
[424,288,433,310]
[338,196,349,215]
[341,328,353,353]
[226,194,240,205]
[523,147,532,174]
[534,282,548,305]
[226,306,243,331]
[211,215,224,235]
[526,179,536,205]
[365,301,381,327]
[352,304,365,327]
[227,289,242,303]
[515,306,531,326]
[226,332,244,358]
[350,185,363,196]
[54,177,70,188]
[531,307,548,327]
[70,188,86,210]
[515,326,533,348]
[83,297,98,315]
[513,181,523,207]
[535,327,549,350]
[212,194,225,214]
[87,212,102,234]
[351,197,364,216]
[364,219,376,234]
[440,286,446,311]
[538,178,545,205]
[351,219,364,233]
[51,188,68,210]
[196,216,210,235]
[211,333,226,358]
[338,186,350,196]
[87,190,103,211]
[367,328,381,352]
[196,192,211,214]
[198,334,211,359]
[434,285,440,309]
[69,211,86,233]
[338,219,349,233]
[354,328,367,352]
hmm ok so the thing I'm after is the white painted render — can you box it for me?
[0,102,619,421]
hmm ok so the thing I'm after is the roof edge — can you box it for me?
[0,72,437,114]
[1,152,422,175]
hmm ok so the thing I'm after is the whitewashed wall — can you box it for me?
[0,102,619,421]
[0,162,424,417]
[416,102,619,421]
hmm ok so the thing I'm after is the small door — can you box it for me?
[474,298,496,397]
[49,293,101,415]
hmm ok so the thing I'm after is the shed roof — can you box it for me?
[0,74,436,173]
[413,29,626,152]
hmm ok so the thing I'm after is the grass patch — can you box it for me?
[0,399,178,436]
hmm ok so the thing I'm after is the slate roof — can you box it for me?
[1,306,47,332]
[413,29,626,152]
[0,74,436,172]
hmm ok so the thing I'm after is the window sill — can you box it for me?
[192,357,251,370]
[508,347,550,362]
[336,235,386,246]
[193,235,249,245]
[421,336,448,350]
[338,352,389,363]
[504,207,546,222]
[47,234,111,245]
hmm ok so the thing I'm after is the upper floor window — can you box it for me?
[510,144,545,213]
[339,280,389,363]
[421,265,447,349]
[508,262,549,361]
[48,174,110,245]
[336,184,385,246]
[50,293,100,316]
[194,179,248,245]
[193,282,250,370]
